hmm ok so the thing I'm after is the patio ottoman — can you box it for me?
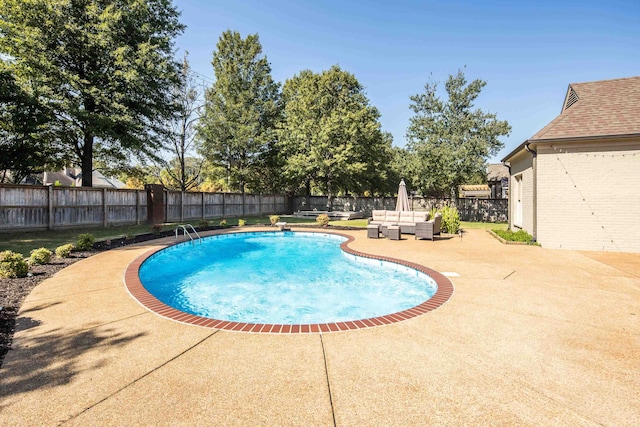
[387,225,401,240]
[367,224,380,238]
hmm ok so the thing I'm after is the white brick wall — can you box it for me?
[536,142,640,252]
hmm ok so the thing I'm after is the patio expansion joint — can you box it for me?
[319,334,337,427]
[59,329,220,425]
[503,270,516,280]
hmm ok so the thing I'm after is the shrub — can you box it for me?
[55,243,74,258]
[494,229,535,243]
[440,205,460,234]
[269,215,280,225]
[76,233,95,251]
[429,207,438,221]
[238,219,246,227]
[0,250,29,278]
[151,224,163,235]
[219,219,227,227]
[197,219,209,229]
[29,247,53,265]
[316,213,330,227]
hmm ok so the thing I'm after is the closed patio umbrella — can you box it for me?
[395,179,411,211]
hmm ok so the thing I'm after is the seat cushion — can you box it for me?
[413,211,428,222]
[372,210,386,222]
[399,211,414,223]
[384,211,400,222]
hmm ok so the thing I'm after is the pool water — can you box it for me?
[139,232,438,324]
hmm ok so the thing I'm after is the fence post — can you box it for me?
[258,194,262,216]
[135,190,140,225]
[102,188,108,227]
[222,192,226,218]
[145,184,165,225]
[48,185,54,230]
[201,191,205,220]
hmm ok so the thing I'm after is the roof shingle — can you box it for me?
[530,76,640,141]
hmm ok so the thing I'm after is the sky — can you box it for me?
[172,0,640,162]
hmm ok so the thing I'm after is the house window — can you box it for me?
[514,174,523,227]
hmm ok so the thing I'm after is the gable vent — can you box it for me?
[563,87,579,111]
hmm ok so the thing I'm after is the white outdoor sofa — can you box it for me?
[367,210,429,234]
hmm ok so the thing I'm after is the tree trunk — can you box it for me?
[81,133,93,187]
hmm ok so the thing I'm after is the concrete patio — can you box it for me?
[1,227,638,426]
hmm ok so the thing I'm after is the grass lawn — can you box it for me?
[0,216,507,256]
[330,220,507,230]
[461,221,508,230]
[0,224,168,257]
[328,219,368,227]
[0,216,317,256]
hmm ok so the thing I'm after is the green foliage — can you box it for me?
[219,219,227,227]
[29,247,52,265]
[316,214,330,227]
[197,220,209,228]
[76,234,95,251]
[55,244,74,258]
[278,66,393,200]
[429,207,438,221]
[151,224,163,235]
[440,205,461,234]
[494,229,535,243]
[0,250,29,278]
[406,68,511,197]
[0,0,185,187]
[269,215,280,225]
[0,68,66,183]
[198,31,281,194]
[238,219,246,227]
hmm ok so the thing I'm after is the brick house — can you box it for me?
[487,163,509,199]
[502,76,640,252]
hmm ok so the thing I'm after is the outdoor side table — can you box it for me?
[387,225,401,240]
[367,224,380,238]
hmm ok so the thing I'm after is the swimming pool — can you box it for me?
[126,231,454,333]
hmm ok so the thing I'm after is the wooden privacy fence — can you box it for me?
[0,185,147,231]
[164,191,286,223]
[293,195,508,222]
[0,184,287,231]
[0,184,506,232]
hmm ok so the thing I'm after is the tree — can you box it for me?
[278,66,391,205]
[151,157,204,191]
[155,54,203,192]
[0,0,184,187]
[0,67,65,183]
[197,31,281,194]
[406,68,511,197]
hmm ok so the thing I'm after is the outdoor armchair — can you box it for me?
[415,213,442,240]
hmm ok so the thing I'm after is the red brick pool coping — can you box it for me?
[124,231,454,333]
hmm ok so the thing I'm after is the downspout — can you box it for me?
[502,161,511,229]
[525,142,537,242]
